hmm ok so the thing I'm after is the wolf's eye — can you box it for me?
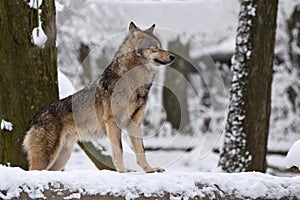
[150,46,158,52]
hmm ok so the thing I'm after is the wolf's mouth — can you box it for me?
[154,58,170,65]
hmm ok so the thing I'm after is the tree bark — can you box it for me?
[219,0,278,172]
[0,1,58,169]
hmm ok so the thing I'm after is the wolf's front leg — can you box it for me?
[129,132,164,173]
[127,119,164,173]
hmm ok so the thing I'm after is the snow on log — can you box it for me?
[0,166,299,199]
[286,139,300,170]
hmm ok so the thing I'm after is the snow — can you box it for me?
[269,62,300,151]
[0,165,299,199]
[27,0,43,9]
[55,1,64,12]
[31,26,47,49]
[27,0,48,48]
[1,119,13,131]
[267,154,288,170]
[65,144,98,171]
[58,69,75,99]
[286,139,300,169]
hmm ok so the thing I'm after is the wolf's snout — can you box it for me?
[169,55,175,61]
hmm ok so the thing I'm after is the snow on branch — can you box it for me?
[0,166,300,199]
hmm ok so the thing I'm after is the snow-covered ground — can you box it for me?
[65,137,299,177]
[1,165,300,199]
[65,143,221,173]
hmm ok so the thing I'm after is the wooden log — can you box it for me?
[0,166,299,199]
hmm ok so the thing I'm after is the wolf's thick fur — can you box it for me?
[23,22,175,172]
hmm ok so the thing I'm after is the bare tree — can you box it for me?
[219,0,278,172]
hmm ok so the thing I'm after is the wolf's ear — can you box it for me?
[145,24,155,33]
[129,21,138,31]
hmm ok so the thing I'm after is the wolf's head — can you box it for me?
[124,22,175,67]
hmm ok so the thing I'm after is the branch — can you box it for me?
[77,141,115,171]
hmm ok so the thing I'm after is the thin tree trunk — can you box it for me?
[0,1,58,169]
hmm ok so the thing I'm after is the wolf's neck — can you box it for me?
[111,48,155,77]
[115,40,132,57]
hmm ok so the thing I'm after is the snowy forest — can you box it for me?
[1,0,300,199]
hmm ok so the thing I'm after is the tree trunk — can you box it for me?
[163,39,191,131]
[0,1,58,169]
[219,0,278,172]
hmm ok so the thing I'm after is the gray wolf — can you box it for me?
[23,22,175,172]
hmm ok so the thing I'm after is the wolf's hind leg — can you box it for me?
[103,98,128,172]
[23,127,63,170]
[48,139,75,170]
[105,119,126,172]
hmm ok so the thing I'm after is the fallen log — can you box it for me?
[0,166,299,199]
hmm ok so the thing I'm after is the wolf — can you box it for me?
[23,22,175,173]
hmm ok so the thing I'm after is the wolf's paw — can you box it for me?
[145,167,165,173]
